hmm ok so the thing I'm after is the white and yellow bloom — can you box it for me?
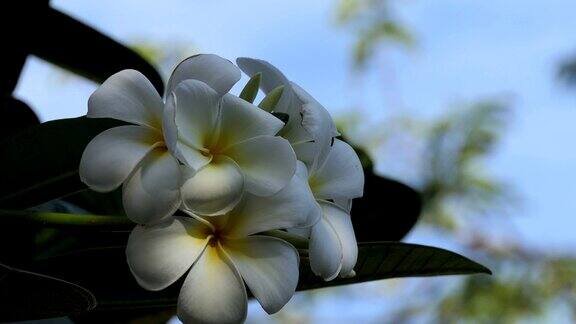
[126,162,319,324]
[80,54,296,223]
[79,69,182,224]
[236,58,340,171]
[293,139,365,280]
[235,57,364,279]
[163,77,296,216]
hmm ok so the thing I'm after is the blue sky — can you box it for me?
[13,0,576,321]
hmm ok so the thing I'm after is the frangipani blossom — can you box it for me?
[294,139,365,280]
[126,162,320,324]
[163,78,296,216]
[236,58,340,171]
[79,69,181,224]
[80,54,295,222]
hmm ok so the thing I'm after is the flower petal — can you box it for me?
[126,216,210,291]
[309,216,343,281]
[172,79,221,154]
[310,138,364,200]
[216,93,284,148]
[334,198,353,213]
[88,69,163,129]
[79,125,159,192]
[224,236,299,314]
[319,201,358,277]
[178,244,247,324]
[291,140,316,169]
[287,226,312,239]
[167,54,241,96]
[236,58,302,132]
[223,136,296,196]
[123,149,181,224]
[181,156,244,216]
[236,57,289,96]
[224,161,321,238]
[291,82,339,171]
[163,94,212,170]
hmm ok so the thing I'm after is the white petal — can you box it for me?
[291,82,339,171]
[216,94,284,148]
[224,161,321,237]
[287,226,312,239]
[236,57,289,95]
[88,69,163,129]
[224,236,299,314]
[162,95,212,170]
[178,244,247,324]
[319,201,358,277]
[223,136,296,196]
[236,57,301,131]
[310,139,364,200]
[172,79,221,154]
[79,125,159,192]
[309,216,343,281]
[167,54,241,96]
[126,216,210,291]
[291,141,316,170]
[181,156,244,216]
[123,149,181,224]
[334,198,353,213]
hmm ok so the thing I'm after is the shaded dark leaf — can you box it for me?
[0,117,124,208]
[1,49,28,94]
[27,8,164,93]
[0,263,96,321]
[0,96,40,140]
[29,242,489,314]
[352,171,422,242]
[298,242,491,291]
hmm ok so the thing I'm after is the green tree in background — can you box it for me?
[336,0,576,322]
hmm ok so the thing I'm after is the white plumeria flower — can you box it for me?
[236,58,340,172]
[80,54,295,222]
[292,139,365,280]
[79,69,182,224]
[163,77,296,216]
[126,162,320,324]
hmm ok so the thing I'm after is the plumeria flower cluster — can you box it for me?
[79,54,364,323]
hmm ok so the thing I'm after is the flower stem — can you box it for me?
[0,209,133,230]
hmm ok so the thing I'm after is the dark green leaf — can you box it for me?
[0,263,96,321]
[0,117,123,208]
[352,171,422,242]
[239,72,261,103]
[297,242,491,291]
[258,85,284,112]
[29,8,163,94]
[29,242,489,313]
[0,96,40,140]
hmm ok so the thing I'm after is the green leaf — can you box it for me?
[352,172,422,241]
[28,241,490,313]
[0,117,123,208]
[258,85,284,112]
[0,263,96,321]
[297,242,491,291]
[239,72,261,103]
